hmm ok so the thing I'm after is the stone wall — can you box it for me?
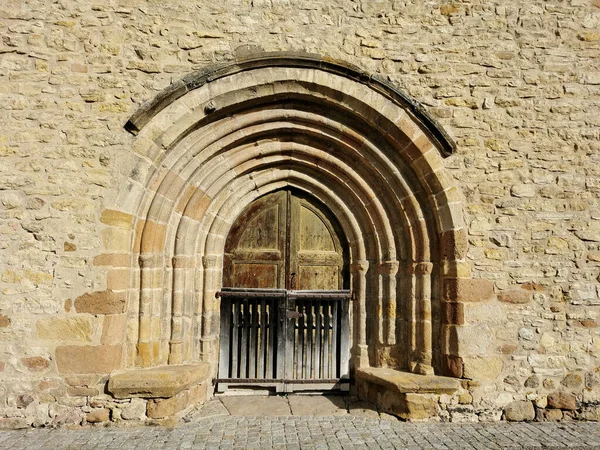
[1,0,599,426]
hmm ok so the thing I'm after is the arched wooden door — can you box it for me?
[217,189,351,392]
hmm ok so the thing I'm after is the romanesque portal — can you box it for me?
[106,55,471,414]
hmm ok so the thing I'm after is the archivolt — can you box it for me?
[116,53,465,377]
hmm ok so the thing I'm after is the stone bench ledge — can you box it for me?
[356,367,460,395]
[108,363,210,399]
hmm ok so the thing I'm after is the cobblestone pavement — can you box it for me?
[2,398,600,449]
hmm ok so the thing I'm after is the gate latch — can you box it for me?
[286,310,302,319]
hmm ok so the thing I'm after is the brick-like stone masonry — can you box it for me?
[1,0,600,428]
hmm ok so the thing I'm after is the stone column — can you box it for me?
[200,254,221,363]
[138,254,163,367]
[168,255,194,364]
[380,260,400,345]
[351,260,370,368]
[411,261,434,376]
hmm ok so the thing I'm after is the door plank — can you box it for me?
[218,296,232,379]
[249,299,258,378]
[240,300,249,378]
[231,301,240,378]
[315,301,322,379]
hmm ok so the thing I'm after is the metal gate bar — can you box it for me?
[217,288,351,392]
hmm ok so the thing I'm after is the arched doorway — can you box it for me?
[107,55,474,420]
[217,189,351,392]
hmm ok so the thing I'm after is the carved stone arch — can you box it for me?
[106,53,475,406]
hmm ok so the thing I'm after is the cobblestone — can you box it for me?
[2,417,600,449]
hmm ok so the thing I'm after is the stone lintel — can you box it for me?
[107,363,210,399]
[356,367,460,395]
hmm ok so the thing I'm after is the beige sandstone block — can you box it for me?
[86,409,110,423]
[101,315,127,345]
[498,289,532,304]
[100,209,134,229]
[547,392,577,410]
[108,364,209,399]
[107,269,130,290]
[36,316,95,343]
[56,345,122,374]
[394,393,438,420]
[440,229,468,261]
[74,290,126,315]
[545,409,563,421]
[462,356,504,381]
[504,401,535,421]
[93,253,131,267]
[101,228,131,252]
[443,278,495,303]
[140,221,167,254]
[21,356,50,372]
[146,383,208,419]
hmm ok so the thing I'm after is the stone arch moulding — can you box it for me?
[104,52,486,410]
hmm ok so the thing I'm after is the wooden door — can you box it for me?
[223,189,347,291]
[218,189,350,392]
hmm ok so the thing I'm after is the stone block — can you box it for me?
[147,383,208,419]
[464,303,505,325]
[121,398,147,420]
[356,367,460,395]
[107,269,130,290]
[386,392,438,420]
[441,229,468,261]
[581,406,600,421]
[443,278,494,302]
[544,409,563,421]
[443,302,464,325]
[101,315,127,345]
[182,192,211,222]
[0,418,31,429]
[36,316,95,342]
[21,356,50,371]
[498,290,532,304]
[67,386,99,397]
[101,228,131,252]
[93,253,131,267]
[100,209,134,229]
[441,261,471,278]
[547,392,577,410]
[86,409,110,423]
[140,221,167,254]
[56,345,122,374]
[0,315,10,327]
[441,354,463,378]
[504,400,535,421]
[75,290,126,315]
[108,363,210,399]
[462,356,504,381]
[445,324,494,356]
[561,373,583,389]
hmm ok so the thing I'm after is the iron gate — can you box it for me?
[216,288,351,392]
